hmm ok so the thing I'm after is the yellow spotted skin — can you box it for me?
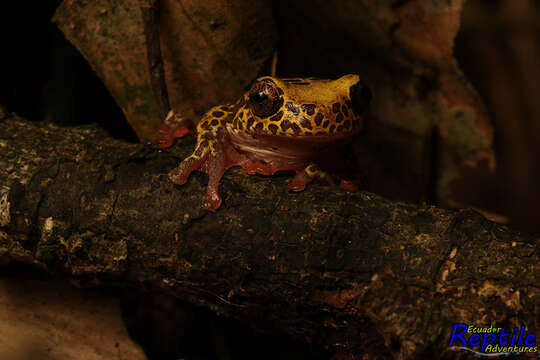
[230,75,362,137]
[161,74,370,211]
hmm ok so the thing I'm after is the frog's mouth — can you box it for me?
[228,131,354,164]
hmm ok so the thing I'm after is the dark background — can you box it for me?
[3,1,540,234]
[1,1,539,359]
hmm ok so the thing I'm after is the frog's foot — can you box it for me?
[169,140,229,211]
[156,110,195,148]
[201,145,228,212]
[287,164,335,192]
[339,179,357,192]
[168,142,209,185]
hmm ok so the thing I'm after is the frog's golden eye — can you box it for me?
[248,80,282,118]
[349,82,372,115]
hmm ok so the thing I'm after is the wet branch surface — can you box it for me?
[0,115,537,359]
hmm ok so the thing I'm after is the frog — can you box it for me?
[156,74,372,211]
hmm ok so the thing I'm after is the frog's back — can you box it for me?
[228,75,372,139]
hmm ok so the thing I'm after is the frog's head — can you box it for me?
[231,75,371,138]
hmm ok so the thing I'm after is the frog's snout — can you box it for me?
[349,81,372,116]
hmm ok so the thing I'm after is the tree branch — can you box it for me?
[0,115,537,359]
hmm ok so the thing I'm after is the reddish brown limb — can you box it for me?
[288,164,334,192]
[339,179,357,192]
[201,146,228,212]
[156,111,195,148]
[288,169,313,192]
[168,145,209,185]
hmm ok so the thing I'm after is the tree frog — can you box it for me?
[157,75,372,211]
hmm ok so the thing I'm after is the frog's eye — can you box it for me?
[350,83,372,115]
[248,80,281,118]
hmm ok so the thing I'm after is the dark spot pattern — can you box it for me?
[337,125,345,132]
[200,121,211,130]
[255,122,264,133]
[268,124,278,134]
[291,123,301,134]
[195,140,208,156]
[341,104,349,116]
[335,113,344,123]
[315,113,324,126]
[212,111,224,117]
[237,121,243,130]
[315,131,326,136]
[210,119,219,126]
[270,110,284,122]
[285,101,300,115]
[299,116,313,130]
[280,119,291,132]
[216,127,226,139]
[332,102,341,113]
[247,117,255,130]
[345,100,352,107]
[322,120,330,128]
[301,104,316,115]
[329,125,336,133]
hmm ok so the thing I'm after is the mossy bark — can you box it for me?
[0,115,537,359]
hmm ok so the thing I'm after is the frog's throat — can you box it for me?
[228,131,347,164]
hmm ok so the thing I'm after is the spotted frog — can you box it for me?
[157,75,372,211]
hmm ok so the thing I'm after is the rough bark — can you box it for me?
[0,114,537,359]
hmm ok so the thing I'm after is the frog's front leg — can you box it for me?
[168,137,229,211]
[168,140,210,185]
[156,110,195,148]
[287,164,335,192]
[200,142,229,211]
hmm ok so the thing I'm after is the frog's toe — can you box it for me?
[287,164,335,191]
[202,147,227,211]
[157,136,174,148]
[156,111,195,148]
[203,190,222,212]
[168,150,208,185]
[156,124,195,148]
[168,170,189,185]
[339,179,357,192]
[287,170,311,192]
